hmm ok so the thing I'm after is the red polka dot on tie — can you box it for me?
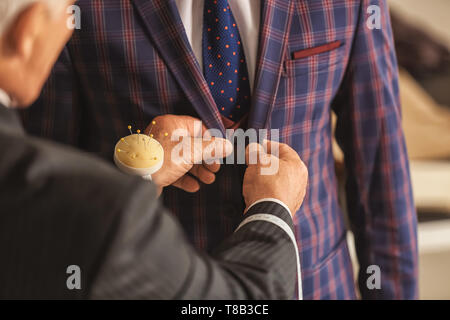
[227,62,231,66]
[217,54,221,58]
[219,72,223,76]
[208,46,212,50]
[243,77,247,81]
[237,105,241,109]
[208,9,211,14]
[230,98,234,102]
[209,64,213,68]
[237,41,241,45]
[221,107,225,111]
[225,26,228,30]
[225,44,229,48]
[215,18,219,22]
[221,90,224,94]
[233,23,236,27]
[236,88,240,92]
[233,52,236,56]
[208,28,211,32]
[211,82,215,86]
[223,8,227,12]
[229,80,232,84]
[234,69,238,73]
[240,59,244,63]
[231,34,234,38]
[216,36,220,40]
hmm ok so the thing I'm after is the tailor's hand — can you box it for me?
[145,115,233,193]
[243,141,308,216]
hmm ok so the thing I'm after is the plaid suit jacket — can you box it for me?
[22,0,418,299]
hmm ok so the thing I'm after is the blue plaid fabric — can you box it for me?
[22,0,418,300]
[202,0,251,121]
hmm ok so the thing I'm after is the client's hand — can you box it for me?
[243,141,308,216]
[145,115,233,193]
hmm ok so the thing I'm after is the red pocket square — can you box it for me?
[221,113,249,130]
[292,40,342,60]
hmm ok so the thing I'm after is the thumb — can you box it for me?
[262,139,280,157]
[190,136,233,165]
[264,139,299,161]
[245,142,265,165]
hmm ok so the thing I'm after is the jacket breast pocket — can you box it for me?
[283,40,345,78]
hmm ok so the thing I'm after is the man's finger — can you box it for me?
[263,140,298,161]
[203,162,221,173]
[245,142,264,165]
[189,165,216,185]
[172,115,209,138]
[262,140,279,157]
[172,175,200,193]
[190,137,233,164]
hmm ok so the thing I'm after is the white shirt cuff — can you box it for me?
[245,198,293,218]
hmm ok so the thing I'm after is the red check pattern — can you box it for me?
[22,0,418,300]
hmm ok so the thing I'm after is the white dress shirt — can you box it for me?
[0,88,12,108]
[175,0,261,91]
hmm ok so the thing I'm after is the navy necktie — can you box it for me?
[202,0,251,121]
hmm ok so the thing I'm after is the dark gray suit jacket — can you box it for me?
[0,104,297,299]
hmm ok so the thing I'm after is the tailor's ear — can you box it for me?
[3,2,48,61]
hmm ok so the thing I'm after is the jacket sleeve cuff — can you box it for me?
[243,200,295,233]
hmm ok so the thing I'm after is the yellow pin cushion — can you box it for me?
[114,133,164,181]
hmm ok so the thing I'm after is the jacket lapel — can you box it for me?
[132,0,225,132]
[249,0,294,129]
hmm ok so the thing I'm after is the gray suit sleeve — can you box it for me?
[91,183,297,300]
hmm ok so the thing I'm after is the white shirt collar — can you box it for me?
[0,88,13,108]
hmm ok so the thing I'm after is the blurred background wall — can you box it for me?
[343,0,450,300]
